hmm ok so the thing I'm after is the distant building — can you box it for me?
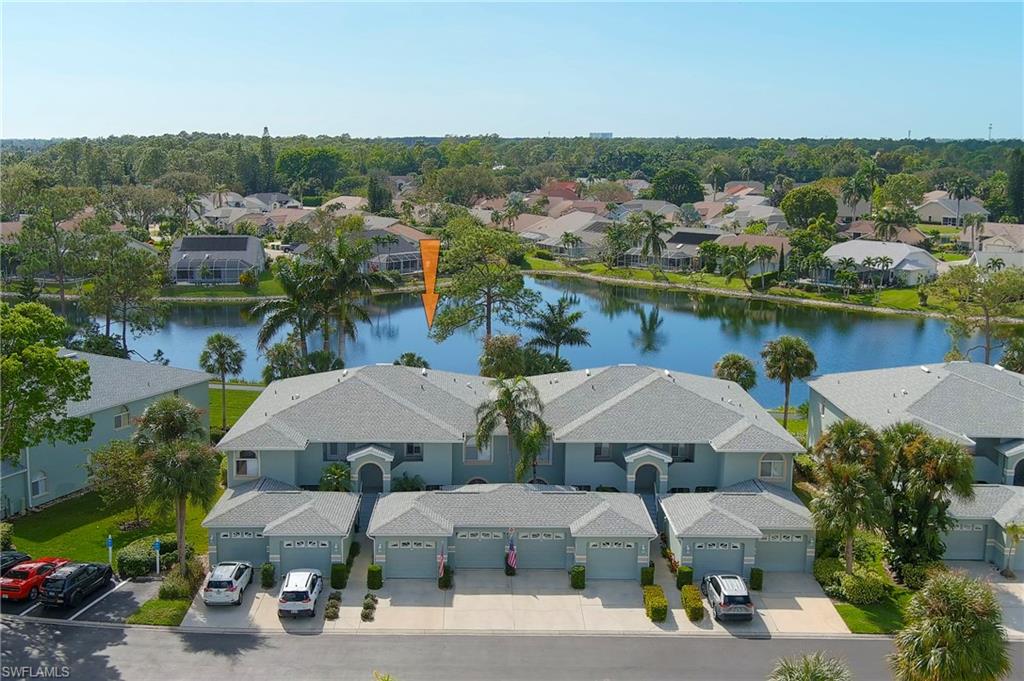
[169,235,266,284]
[915,196,988,226]
[821,241,938,285]
[589,132,613,139]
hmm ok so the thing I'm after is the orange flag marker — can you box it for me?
[419,239,441,328]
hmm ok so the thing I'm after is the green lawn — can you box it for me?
[209,387,262,430]
[934,252,968,262]
[523,255,570,271]
[834,589,913,634]
[125,598,191,626]
[9,490,219,563]
[160,269,283,298]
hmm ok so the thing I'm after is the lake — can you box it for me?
[98,275,977,409]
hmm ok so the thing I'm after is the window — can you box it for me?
[669,443,695,463]
[322,443,343,461]
[464,443,491,463]
[819,401,825,416]
[113,406,130,430]
[467,477,488,485]
[593,443,612,462]
[405,443,423,461]
[759,454,785,480]
[235,451,259,477]
[537,440,552,466]
[30,471,47,497]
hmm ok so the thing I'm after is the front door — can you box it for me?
[634,465,659,494]
[358,463,384,494]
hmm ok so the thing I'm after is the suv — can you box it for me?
[700,573,755,621]
[203,562,253,606]
[277,569,322,618]
[39,563,113,609]
[0,551,32,576]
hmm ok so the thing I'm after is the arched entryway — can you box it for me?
[358,462,384,494]
[634,464,659,495]
[1014,460,1024,487]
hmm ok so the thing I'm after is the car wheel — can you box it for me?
[713,605,720,621]
[699,581,707,597]
[28,588,38,601]
[69,591,82,607]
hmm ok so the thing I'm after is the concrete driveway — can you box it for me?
[945,561,1024,640]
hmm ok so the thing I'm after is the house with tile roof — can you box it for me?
[1,351,211,518]
[915,196,988,226]
[960,222,1024,270]
[806,362,1024,485]
[821,241,939,285]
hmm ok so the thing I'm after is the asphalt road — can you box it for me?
[0,618,978,681]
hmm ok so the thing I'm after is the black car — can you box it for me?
[39,562,113,608]
[0,551,31,576]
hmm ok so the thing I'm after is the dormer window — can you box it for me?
[759,453,785,481]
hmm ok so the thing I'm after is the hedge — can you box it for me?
[837,571,888,605]
[675,566,693,589]
[681,584,704,622]
[261,562,275,588]
[438,564,454,590]
[642,585,668,622]
[900,561,946,590]
[367,564,383,590]
[812,557,844,589]
[116,533,190,578]
[640,565,655,586]
[0,522,12,550]
[331,563,349,589]
[749,568,763,591]
[302,196,324,207]
[346,540,361,568]
[158,558,205,600]
[569,565,585,590]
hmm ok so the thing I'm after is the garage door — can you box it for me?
[279,539,332,579]
[516,531,567,569]
[215,531,268,567]
[452,530,506,569]
[692,541,744,580]
[586,540,639,580]
[944,522,987,560]
[756,532,808,572]
[384,539,438,578]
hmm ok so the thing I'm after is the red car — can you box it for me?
[0,558,69,601]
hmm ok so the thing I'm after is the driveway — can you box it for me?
[945,560,1024,640]
[1,578,156,623]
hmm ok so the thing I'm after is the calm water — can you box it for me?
[95,276,977,409]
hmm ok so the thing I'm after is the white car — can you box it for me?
[202,562,253,606]
[277,569,323,618]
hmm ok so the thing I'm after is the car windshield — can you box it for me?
[724,595,751,605]
[5,569,30,580]
[281,590,309,602]
[207,580,232,589]
[43,577,65,590]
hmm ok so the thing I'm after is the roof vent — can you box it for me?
[920,366,931,373]
[291,394,300,401]
[994,364,1005,371]
[901,388,908,396]
[342,369,348,376]
[421,368,427,376]
[664,369,670,377]
[585,368,591,377]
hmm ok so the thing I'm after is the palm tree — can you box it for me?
[963,212,986,252]
[705,163,728,201]
[836,256,857,273]
[635,210,672,264]
[475,376,545,479]
[306,349,344,374]
[751,244,778,289]
[559,232,583,259]
[199,333,246,431]
[768,651,853,681]
[394,352,429,368]
[524,295,591,359]
[890,571,1011,681]
[803,252,831,290]
[986,257,1006,272]
[836,270,858,297]
[876,255,894,287]
[946,175,976,228]
[871,204,914,242]
[841,174,870,222]
[146,439,220,579]
[712,353,757,391]
[1004,523,1024,578]
[722,245,757,292]
[132,395,206,452]
[319,462,352,491]
[857,159,887,215]
[251,257,315,362]
[515,420,551,483]
[761,335,817,429]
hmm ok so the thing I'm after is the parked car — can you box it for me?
[700,573,755,621]
[39,563,113,609]
[203,561,253,606]
[277,569,322,618]
[0,557,69,601]
[0,551,32,576]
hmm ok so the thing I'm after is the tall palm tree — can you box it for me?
[132,395,206,451]
[890,571,1011,681]
[635,210,672,263]
[768,651,853,681]
[857,159,886,215]
[963,212,986,252]
[836,256,857,273]
[761,335,817,429]
[712,353,757,391]
[515,420,551,483]
[751,244,778,288]
[524,295,591,359]
[559,232,583,258]
[199,333,246,431]
[251,257,315,361]
[705,164,728,201]
[841,174,870,223]
[812,460,883,575]
[946,175,976,228]
[722,245,758,292]
[877,255,894,287]
[475,377,545,479]
[872,204,914,242]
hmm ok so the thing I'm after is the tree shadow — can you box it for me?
[0,619,127,681]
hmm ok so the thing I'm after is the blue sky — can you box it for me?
[2,2,1021,139]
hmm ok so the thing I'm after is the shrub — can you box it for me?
[900,561,947,590]
[391,472,426,492]
[793,454,816,483]
[0,522,12,550]
[532,249,554,261]
[642,585,668,622]
[302,196,324,207]
[838,571,888,605]
[261,562,275,588]
[116,533,188,578]
[331,563,349,589]
[438,564,453,590]
[346,540,361,568]
[158,558,205,600]
[681,584,704,622]
[364,592,378,604]
[238,268,258,289]
[324,600,340,620]
[676,566,693,589]
[367,564,383,590]
[360,606,375,622]
[569,565,585,590]
[813,557,845,589]
[640,565,655,586]
[660,545,671,559]
[328,590,342,603]
[749,568,764,591]
[362,596,377,609]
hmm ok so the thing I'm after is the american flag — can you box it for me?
[507,536,518,569]
[438,548,446,577]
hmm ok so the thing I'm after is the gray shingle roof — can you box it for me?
[57,350,211,417]
[202,477,359,536]
[368,484,656,538]
[218,364,802,454]
[807,362,1024,443]
[948,485,1024,527]
[661,479,812,539]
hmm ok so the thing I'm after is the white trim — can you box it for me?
[346,446,395,463]
[624,447,672,464]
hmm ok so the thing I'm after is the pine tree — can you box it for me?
[1007,147,1024,221]
[260,126,276,192]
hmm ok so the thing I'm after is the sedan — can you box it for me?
[0,551,32,576]
[1,558,69,601]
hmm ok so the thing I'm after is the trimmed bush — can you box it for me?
[642,585,668,622]
[837,571,888,605]
[0,522,12,550]
[328,590,342,602]
[364,592,379,604]
[532,249,554,260]
[900,561,947,590]
[346,540,361,568]
[640,565,655,586]
[261,562,275,588]
[116,533,189,578]
[324,600,340,620]
[681,584,704,622]
[331,563,349,589]
[362,596,377,609]
[812,557,845,589]
[676,565,693,589]
[360,606,375,622]
[158,558,205,600]
[367,564,383,590]
[438,564,454,590]
[302,196,324,207]
[749,567,764,591]
[569,565,585,590]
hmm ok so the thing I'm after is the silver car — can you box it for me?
[202,562,252,606]
[277,569,323,618]
[700,573,755,621]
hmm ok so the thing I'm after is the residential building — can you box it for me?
[961,222,1024,270]
[169,235,267,284]
[622,228,723,271]
[368,484,656,579]
[520,211,614,257]
[837,198,871,224]
[621,178,651,196]
[293,217,429,274]
[943,485,1024,571]
[243,193,302,211]
[321,195,368,212]
[915,196,988,226]
[837,220,928,247]
[1,351,210,518]
[806,362,1024,485]
[714,234,790,275]
[821,241,938,285]
[609,200,681,222]
[705,196,788,233]
[660,479,814,580]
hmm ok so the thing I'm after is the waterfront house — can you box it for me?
[837,220,928,248]
[714,234,790,275]
[169,235,267,284]
[961,222,1024,270]
[821,241,938,286]
[622,228,724,271]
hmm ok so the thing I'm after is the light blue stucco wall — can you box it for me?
[392,443,455,486]
[667,445,720,490]
[564,443,626,489]
[807,390,844,447]
[719,452,792,489]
